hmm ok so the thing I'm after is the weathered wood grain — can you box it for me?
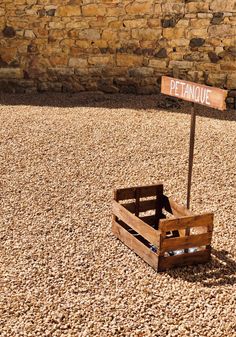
[159,213,214,232]
[161,232,212,253]
[112,200,161,246]
[158,248,211,271]
[112,220,159,270]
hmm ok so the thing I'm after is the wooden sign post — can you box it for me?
[161,76,227,209]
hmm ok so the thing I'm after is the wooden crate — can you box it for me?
[112,184,214,272]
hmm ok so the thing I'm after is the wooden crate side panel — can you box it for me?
[160,232,212,253]
[159,213,214,232]
[164,196,194,217]
[158,249,211,271]
[112,220,159,271]
[115,184,163,200]
[112,200,161,246]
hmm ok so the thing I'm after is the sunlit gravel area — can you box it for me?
[0,93,236,337]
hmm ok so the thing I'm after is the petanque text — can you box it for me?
[170,79,212,105]
[161,76,227,110]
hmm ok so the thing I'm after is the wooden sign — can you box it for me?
[161,76,227,110]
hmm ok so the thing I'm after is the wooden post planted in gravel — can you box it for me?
[161,76,228,209]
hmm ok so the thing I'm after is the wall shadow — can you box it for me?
[0,92,235,122]
[165,248,236,287]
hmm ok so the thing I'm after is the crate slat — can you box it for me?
[161,232,212,253]
[159,213,214,232]
[158,248,211,271]
[164,196,194,217]
[112,220,159,270]
[139,215,156,226]
[112,200,161,246]
[116,184,163,200]
[122,199,157,213]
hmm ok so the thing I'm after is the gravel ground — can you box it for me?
[0,93,236,337]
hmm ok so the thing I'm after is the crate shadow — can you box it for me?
[165,248,236,287]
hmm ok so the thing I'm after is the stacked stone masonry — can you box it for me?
[0,0,235,98]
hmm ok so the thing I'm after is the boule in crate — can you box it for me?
[112,184,214,271]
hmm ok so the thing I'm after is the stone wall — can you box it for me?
[0,0,235,97]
